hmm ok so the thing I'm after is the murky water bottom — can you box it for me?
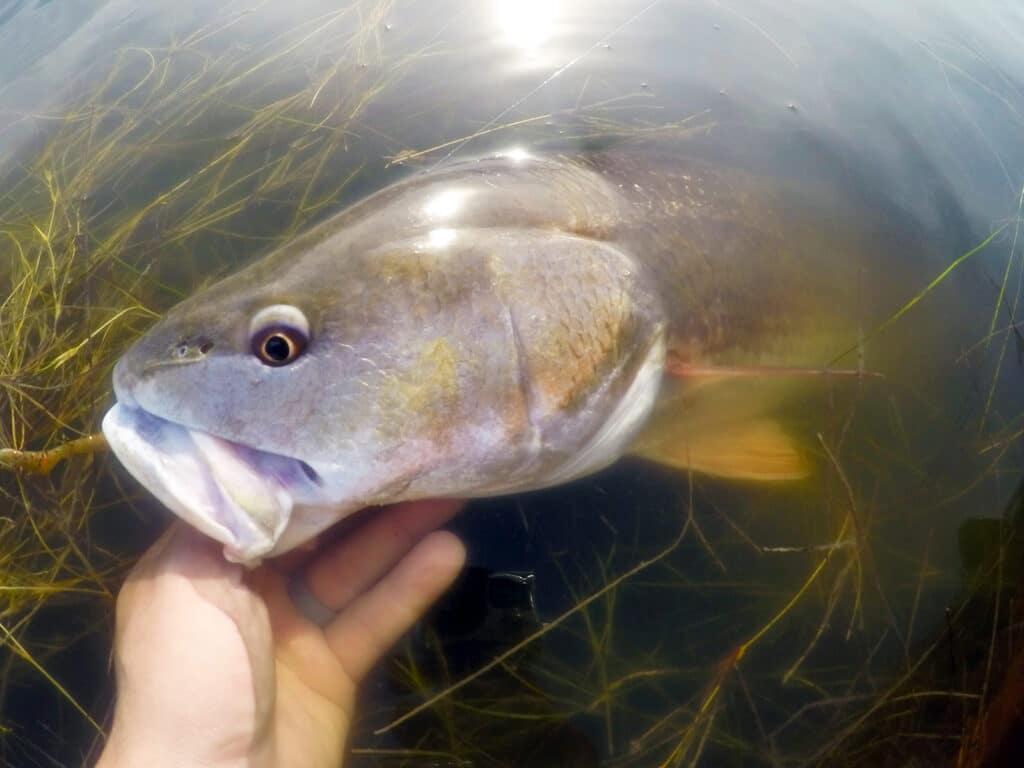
[341,355,1018,766]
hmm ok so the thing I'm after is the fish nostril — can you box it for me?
[164,337,214,362]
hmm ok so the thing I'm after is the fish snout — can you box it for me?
[111,354,141,409]
[113,319,219,407]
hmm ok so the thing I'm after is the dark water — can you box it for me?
[3,0,1024,765]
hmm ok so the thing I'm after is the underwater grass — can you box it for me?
[1,3,1024,766]
[0,1,430,758]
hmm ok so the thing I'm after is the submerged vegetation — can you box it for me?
[0,3,425,757]
[1,2,1024,766]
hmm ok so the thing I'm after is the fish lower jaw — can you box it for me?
[102,402,295,565]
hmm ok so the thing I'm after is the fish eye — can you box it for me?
[253,325,306,366]
[249,305,310,368]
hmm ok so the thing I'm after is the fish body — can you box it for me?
[104,146,879,563]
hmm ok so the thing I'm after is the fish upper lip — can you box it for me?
[115,398,304,465]
[111,355,297,465]
[112,349,301,467]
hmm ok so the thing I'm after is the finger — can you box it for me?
[122,523,270,664]
[324,529,465,684]
[304,499,463,612]
[124,522,228,591]
[126,521,186,579]
[110,523,277,757]
[266,534,321,572]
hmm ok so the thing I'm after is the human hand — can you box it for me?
[96,500,466,768]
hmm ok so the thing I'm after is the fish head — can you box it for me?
[104,164,666,564]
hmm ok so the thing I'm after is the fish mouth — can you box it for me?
[102,402,319,564]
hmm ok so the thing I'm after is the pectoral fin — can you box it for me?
[631,417,808,481]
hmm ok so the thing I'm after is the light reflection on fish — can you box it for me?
[103,144,889,564]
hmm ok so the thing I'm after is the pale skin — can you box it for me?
[96,499,466,768]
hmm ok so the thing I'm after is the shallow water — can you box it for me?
[3,0,1024,765]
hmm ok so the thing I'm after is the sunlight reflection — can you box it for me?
[427,227,457,248]
[495,146,532,163]
[423,188,472,220]
[495,0,558,50]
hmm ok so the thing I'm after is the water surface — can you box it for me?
[2,1,1024,765]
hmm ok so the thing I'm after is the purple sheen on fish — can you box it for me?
[103,403,298,563]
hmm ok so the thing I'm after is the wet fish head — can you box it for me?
[104,195,666,564]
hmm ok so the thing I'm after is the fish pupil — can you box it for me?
[251,322,307,366]
[264,335,291,361]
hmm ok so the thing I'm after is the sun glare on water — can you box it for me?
[494,0,558,51]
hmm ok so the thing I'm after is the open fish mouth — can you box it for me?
[102,402,321,564]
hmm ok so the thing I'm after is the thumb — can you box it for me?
[121,523,273,662]
[110,523,276,763]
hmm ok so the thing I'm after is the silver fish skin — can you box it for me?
[104,145,872,563]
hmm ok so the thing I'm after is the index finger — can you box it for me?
[304,499,464,613]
